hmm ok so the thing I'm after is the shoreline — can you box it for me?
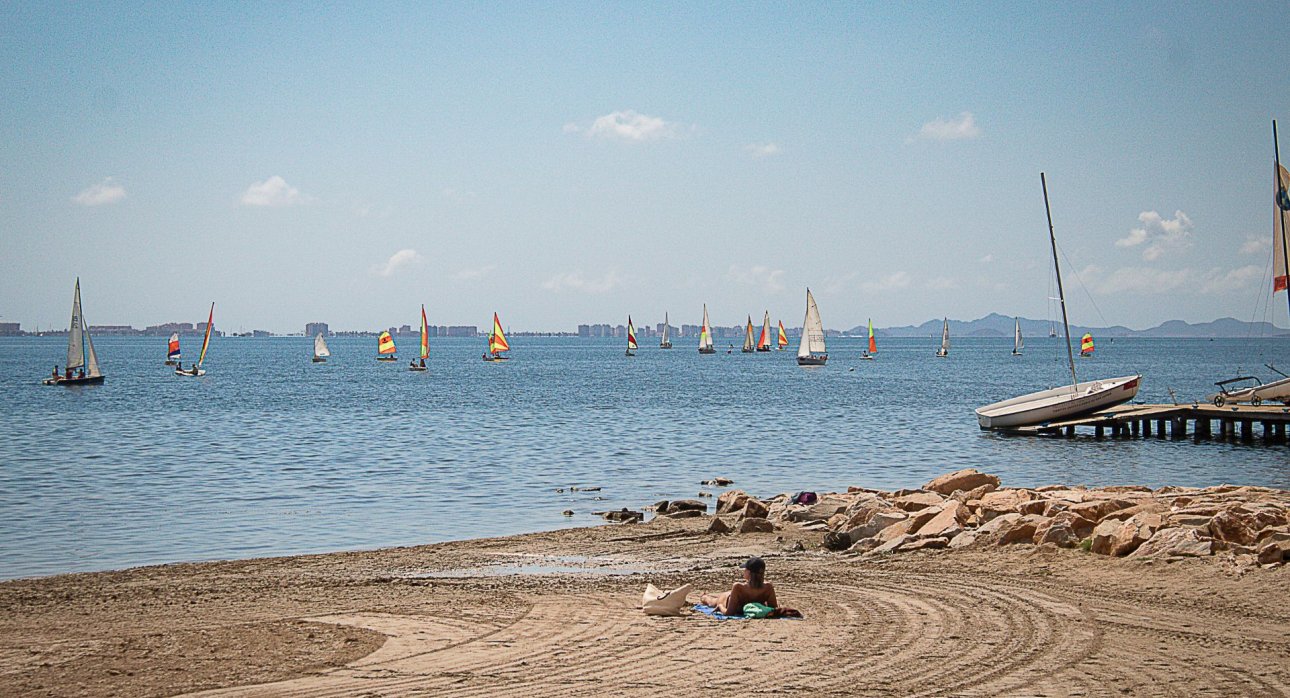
[3,472,1288,696]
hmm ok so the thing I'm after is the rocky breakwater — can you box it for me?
[761,469,1290,567]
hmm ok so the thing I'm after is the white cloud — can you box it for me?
[72,177,126,206]
[585,110,680,142]
[725,264,786,293]
[1115,210,1193,261]
[915,112,981,141]
[744,142,781,158]
[1079,264,1191,294]
[926,276,959,290]
[1240,236,1270,255]
[541,270,624,294]
[979,254,994,263]
[453,265,495,281]
[373,249,423,277]
[1199,265,1264,294]
[240,175,304,207]
[862,271,912,292]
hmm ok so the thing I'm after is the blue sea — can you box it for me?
[1,334,1286,579]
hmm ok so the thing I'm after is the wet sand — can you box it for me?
[2,516,1288,697]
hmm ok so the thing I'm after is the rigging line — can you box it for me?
[1054,242,1111,329]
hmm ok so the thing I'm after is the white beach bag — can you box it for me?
[641,583,692,616]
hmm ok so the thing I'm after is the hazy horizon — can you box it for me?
[3,3,1289,334]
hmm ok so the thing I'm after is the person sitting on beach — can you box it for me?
[699,556,777,615]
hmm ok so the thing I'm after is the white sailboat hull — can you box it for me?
[976,375,1141,429]
[1210,375,1290,406]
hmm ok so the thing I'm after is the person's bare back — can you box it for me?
[699,556,778,615]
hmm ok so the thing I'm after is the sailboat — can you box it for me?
[756,311,772,352]
[410,306,429,371]
[698,304,716,354]
[312,333,330,363]
[1079,333,1094,357]
[176,303,214,376]
[796,288,827,366]
[975,174,1141,429]
[625,316,638,357]
[376,330,398,361]
[777,321,789,351]
[741,316,756,353]
[485,312,510,361]
[935,318,950,357]
[165,332,181,365]
[660,312,672,349]
[861,318,877,360]
[43,278,105,385]
[1012,317,1024,356]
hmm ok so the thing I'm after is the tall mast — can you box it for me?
[1275,120,1290,322]
[1041,173,1079,391]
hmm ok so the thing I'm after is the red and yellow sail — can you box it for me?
[420,305,430,359]
[489,313,510,354]
[1080,333,1094,355]
[627,316,638,351]
[867,318,877,354]
[757,320,770,350]
[777,321,789,348]
[167,333,181,358]
[198,303,214,366]
[378,330,396,355]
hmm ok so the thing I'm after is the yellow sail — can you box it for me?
[378,331,396,355]
[777,321,789,348]
[489,313,510,353]
[420,306,430,359]
[198,302,214,366]
[1080,333,1094,355]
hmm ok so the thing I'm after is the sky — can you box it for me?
[2,2,1289,334]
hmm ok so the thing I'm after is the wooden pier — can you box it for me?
[998,403,1290,444]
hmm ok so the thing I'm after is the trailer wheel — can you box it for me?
[1213,395,1225,407]
[1251,396,1262,406]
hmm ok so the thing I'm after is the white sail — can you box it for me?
[660,312,670,347]
[797,289,826,358]
[939,318,950,355]
[66,280,85,370]
[314,333,331,358]
[699,305,714,351]
[742,316,755,352]
[1014,318,1024,352]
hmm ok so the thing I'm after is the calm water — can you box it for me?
[1,334,1286,579]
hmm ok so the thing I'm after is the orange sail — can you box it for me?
[756,311,771,350]
[420,305,430,359]
[489,313,510,354]
[1080,333,1094,355]
[867,318,877,354]
[777,321,789,348]
[198,303,214,366]
[378,330,396,355]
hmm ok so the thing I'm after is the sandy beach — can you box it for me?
[3,477,1289,698]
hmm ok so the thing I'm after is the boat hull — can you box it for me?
[174,369,206,377]
[43,375,105,386]
[797,355,827,366]
[660,343,672,349]
[409,366,427,372]
[975,375,1141,429]
[756,347,771,352]
[698,348,715,355]
[376,356,398,362]
[312,357,326,363]
[1210,375,1290,406]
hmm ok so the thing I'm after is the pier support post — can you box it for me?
[1262,421,1274,443]
[1095,425,1104,439]
[1064,425,1075,438]
[1142,419,1151,437]
[1219,419,1230,439]
[1155,419,1166,439]
[1241,420,1253,441]
[1131,420,1140,437]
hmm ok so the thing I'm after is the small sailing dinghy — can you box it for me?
[660,312,672,349]
[410,306,429,371]
[376,330,398,361]
[43,278,105,385]
[625,316,638,356]
[312,333,331,363]
[935,318,950,357]
[861,318,876,360]
[698,304,716,354]
[796,288,828,366]
[484,312,510,361]
[975,174,1140,429]
[1012,317,1024,356]
[176,303,214,377]
[777,321,789,351]
[756,311,772,352]
[1079,333,1094,357]
[165,332,181,365]
[741,316,756,353]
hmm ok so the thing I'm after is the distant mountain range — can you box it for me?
[856,313,1290,339]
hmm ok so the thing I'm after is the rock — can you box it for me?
[652,500,669,513]
[697,491,712,498]
[561,509,574,517]
[924,469,1001,495]
[914,501,967,537]
[875,517,917,543]
[1208,510,1257,547]
[1041,500,1072,517]
[905,506,943,533]
[1097,485,1153,494]
[973,489,1036,520]
[867,533,918,555]
[1100,501,1168,522]
[1256,539,1290,565]
[1090,519,1122,555]
[1256,526,1290,544]
[666,499,708,514]
[826,513,850,531]
[948,530,978,549]
[1109,513,1162,556]
[701,477,734,486]
[850,535,881,553]
[1128,527,1214,558]
[823,530,851,551]
[716,490,750,514]
[1039,511,1096,540]
[893,491,944,511]
[602,509,643,523]
[952,483,998,503]
[785,498,848,523]
[707,517,731,534]
[903,536,950,552]
[782,540,805,552]
[1240,505,1286,532]
[1165,514,1213,529]
[1034,520,1079,548]
[976,512,1022,538]
[738,517,775,534]
[1017,499,1049,516]
[1068,498,1135,523]
[667,510,704,519]
[846,511,909,544]
[742,498,769,520]
[997,515,1045,545]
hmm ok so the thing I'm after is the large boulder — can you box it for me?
[1089,519,1122,555]
[972,489,1036,521]
[1038,511,1096,540]
[738,517,775,534]
[716,490,750,514]
[948,530,978,548]
[1100,501,1169,523]
[1128,528,1213,558]
[846,510,909,544]
[1208,510,1258,547]
[1034,520,1080,548]
[905,506,944,533]
[1069,498,1135,523]
[893,491,945,512]
[915,501,967,537]
[997,515,1046,545]
[924,469,1001,496]
[742,498,769,520]
[1109,512,1163,556]
[707,517,732,534]
[664,499,708,515]
[952,483,999,503]
[1256,539,1290,565]
[785,498,848,523]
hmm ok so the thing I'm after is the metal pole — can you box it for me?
[1041,173,1079,391]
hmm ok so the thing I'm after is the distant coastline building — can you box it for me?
[0,322,21,336]
[305,322,329,337]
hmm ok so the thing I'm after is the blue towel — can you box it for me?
[693,603,746,620]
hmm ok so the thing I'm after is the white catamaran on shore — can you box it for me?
[976,174,1140,429]
[43,278,105,386]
